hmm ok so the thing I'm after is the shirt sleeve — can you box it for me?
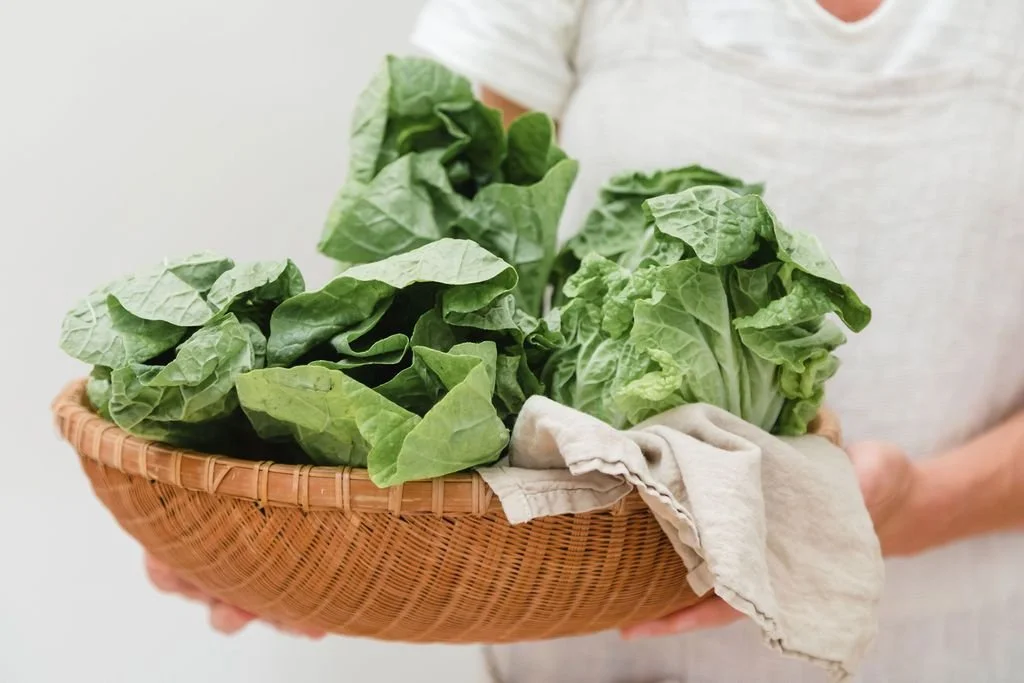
[409,0,583,118]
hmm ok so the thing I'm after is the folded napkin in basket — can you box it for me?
[478,396,884,682]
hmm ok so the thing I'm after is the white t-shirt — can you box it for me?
[411,1,1024,681]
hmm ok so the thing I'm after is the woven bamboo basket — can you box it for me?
[52,379,841,643]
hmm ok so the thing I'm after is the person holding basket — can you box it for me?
[147,0,1024,680]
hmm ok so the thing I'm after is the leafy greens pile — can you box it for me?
[61,239,559,486]
[239,238,559,487]
[59,54,870,487]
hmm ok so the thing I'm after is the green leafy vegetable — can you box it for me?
[235,365,417,469]
[454,157,577,314]
[266,238,517,366]
[59,254,306,449]
[86,367,113,420]
[107,315,264,445]
[236,343,508,487]
[548,185,869,436]
[58,54,870,490]
[206,259,304,314]
[318,55,578,316]
[553,166,763,291]
[228,240,550,485]
[60,290,186,369]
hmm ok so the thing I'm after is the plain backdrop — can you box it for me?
[0,1,487,681]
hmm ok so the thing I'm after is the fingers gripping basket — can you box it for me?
[52,380,841,643]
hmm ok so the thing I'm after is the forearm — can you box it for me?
[907,408,1024,553]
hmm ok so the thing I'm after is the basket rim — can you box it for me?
[52,379,841,516]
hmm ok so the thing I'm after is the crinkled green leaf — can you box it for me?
[240,318,268,369]
[441,101,506,188]
[444,293,520,336]
[349,55,476,179]
[647,187,871,333]
[643,186,764,266]
[236,365,419,468]
[347,64,390,182]
[602,166,763,199]
[59,290,185,367]
[494,354,527,417]
[613,348,688,427]
[618,226,689,271]
[385,56,474,120]
[552,200,869,436]
[417,342,497,395]
[110,266,216,327]
[771,224,872,332]
[344,238,516,310]
[775,348,840,436]
[375,366,436,416]
[268,239,516,366]
[369,343,507,487]
[319,334,409,369]
[320,151,468,263]
[266,276,397,367]
[558,165,763,268]
[378,341,497,416]
[320,55,572,307]
[409,307,458,350]
[235,343,509,486]
[207,259,304,312]
[163,252,236,292]
[625,260,741,421]
[58,254,240,368]
[314,298,410,368]
[106,315,260,447]
[455,159,578,314]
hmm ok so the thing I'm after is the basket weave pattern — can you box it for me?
[53,381,717,642]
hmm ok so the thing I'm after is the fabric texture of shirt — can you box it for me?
[411,1,1024,680]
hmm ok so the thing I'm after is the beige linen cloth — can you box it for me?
[478,396,885,682]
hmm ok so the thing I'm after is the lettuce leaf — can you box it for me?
[552,166,763,293]
[549,185,869,435]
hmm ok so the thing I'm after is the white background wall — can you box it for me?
[0,1,486,681]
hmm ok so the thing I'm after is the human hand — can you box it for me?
[144,554,325,638]
[620,440,924,639]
